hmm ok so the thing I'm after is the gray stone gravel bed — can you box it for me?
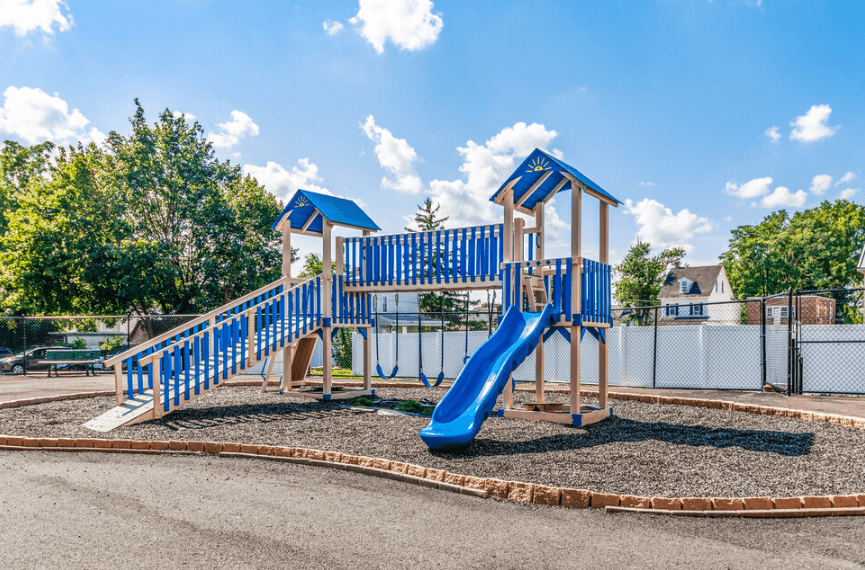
[2,386,865,498]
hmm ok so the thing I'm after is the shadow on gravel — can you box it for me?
[436,417,815,459]
[153,401,368,431]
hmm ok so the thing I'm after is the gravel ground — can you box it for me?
[3,386,865,498]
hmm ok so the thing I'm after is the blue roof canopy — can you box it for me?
[490,149,622,212]
[272,190,381,234]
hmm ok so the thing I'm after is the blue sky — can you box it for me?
[1,0,863,272]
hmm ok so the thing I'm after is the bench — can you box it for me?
[40,349,103,377]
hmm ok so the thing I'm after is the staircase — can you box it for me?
[85,276,330,431]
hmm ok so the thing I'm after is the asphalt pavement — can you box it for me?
[2,450,864,569]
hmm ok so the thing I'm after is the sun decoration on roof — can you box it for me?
[293,196,310,208]
[526,156,552,173]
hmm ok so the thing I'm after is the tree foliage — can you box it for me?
[1,101,287,316]
[613,242,685,325]
[720,200,865,299]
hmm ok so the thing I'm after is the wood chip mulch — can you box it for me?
[2,386,865,498]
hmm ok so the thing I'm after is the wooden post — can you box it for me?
[503,190,514,264]
[282,222,292,279]
[363,326,372,391]
[503,373,513,410]
[322,220,333,397]
[514,218,525,262]
[152,356,162,419]
[114,364,124,405]
[598,201,609,409]
[570,184,582,415]
[246,311,255,368]
[534,204,545,404]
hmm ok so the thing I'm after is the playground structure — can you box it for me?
[87,148,619,447]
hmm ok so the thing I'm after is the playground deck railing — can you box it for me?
[117,273,371,414]
[343,224,505,290]
[502,257,612,325]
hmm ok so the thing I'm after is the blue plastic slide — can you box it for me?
[419,303,558,449]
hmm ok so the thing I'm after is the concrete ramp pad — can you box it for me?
[83,392,154,432]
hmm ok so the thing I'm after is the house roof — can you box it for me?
[658,265,725,300]
[272,190,380,235]
[490,148,622,213]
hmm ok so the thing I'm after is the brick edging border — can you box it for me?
[2,436,864,518]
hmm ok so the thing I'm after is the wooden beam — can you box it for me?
[335,237,345,276]
[494,177,521,205]
[274,209,293,232]
[536,176,569,207]
[322,220,332,397]
[282,224,292,279]
[535,203,545,404]
[514,217,525,262]
[598,201,609,408]
[561,173,619,207]
[515,170,553,209]
[503,189,514,264]
[301,209,321,233]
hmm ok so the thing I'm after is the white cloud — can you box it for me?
[0,0,72,36]
[724,177,773,199]
[243,158,329,202]
[764,126,781,145]
[349,0,443,54]
[0,86,105,145]
[758,186,807,208]
[323,19,343,35]
[361,115,422,194]
[835,171,857,186]
[172,110,197,123]
[207,110,259,149]
[623,198,712,252]
[428,122,560,228]
[839,188,859,200]
[638,181,656,187]
[810,174,832,195]
[790,104,838,142]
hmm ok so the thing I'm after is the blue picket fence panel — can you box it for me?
[343,224,504,288]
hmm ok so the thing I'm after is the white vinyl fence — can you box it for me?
[351,323,863,393]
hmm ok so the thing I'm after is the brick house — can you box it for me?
[657,264,736,323]
[745,295,836,325]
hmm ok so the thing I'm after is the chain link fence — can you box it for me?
[0,315,199,376]
[8,288,862,394]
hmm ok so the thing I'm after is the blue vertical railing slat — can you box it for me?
[554,259,562,314]
[460,228,467,281]
[469,227,476,282]
[202,330,210,390]
[173,345,180,407]
[443,230,450,283]
[419,232,425,284]
[427,229,434,283]
[435,230,442,283]
[504,262,512,310]
[183,340,190,400]
[474,226,487,281]
[411,233,417,285]
[451,230,458,282]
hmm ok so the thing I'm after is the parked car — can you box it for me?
[0,347,56,374]
[0,348,13,359]
[93,345,139,372]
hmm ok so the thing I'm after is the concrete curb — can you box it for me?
[2,435,864,518]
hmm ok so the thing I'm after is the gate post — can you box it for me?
[652,305,659,389]
[786,288,794,396]
[760,297,766,387]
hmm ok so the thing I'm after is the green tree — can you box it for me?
[405,197,448,232]
[613,241,685,325]
[720,200,865,298]
[404,197,462,313]
[1,101,288,315]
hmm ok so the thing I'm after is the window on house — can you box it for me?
[680,280,689,294]
[766,307,775,319]
[780,307,795,319]
[690,304,704,316]
[722,281,724,293]
[383,297,388,312]
[666,305,679,317]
